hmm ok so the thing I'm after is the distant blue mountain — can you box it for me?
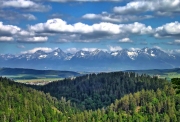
[0,47,179,71]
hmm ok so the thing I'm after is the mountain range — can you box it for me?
[0,47,180,71]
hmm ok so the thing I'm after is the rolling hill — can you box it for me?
[0,67,80,76]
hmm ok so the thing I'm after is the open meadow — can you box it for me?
[0,68,80,85]
[127,68,180,81]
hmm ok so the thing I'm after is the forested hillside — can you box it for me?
[0,77,78,122]
[65,86,180,122]
[38,72,168,110]
[1,73,180,122]
[172,78,180,94]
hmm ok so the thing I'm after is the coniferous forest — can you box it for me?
[37,72,168,110]
[0,71,180,122]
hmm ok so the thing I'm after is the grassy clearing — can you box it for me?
[16,78,64,83]
[128,69,180,81]
[159,72,180,81]
[2,74,64,84]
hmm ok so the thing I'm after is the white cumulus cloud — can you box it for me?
[0,22,21,36]
[114,0,180,16]
[0,10,37,22]
[0,36,14,41]
[29,18,121,34]
[119,22,153,34]
[2,0,50,12]
[82,13,153,23]
[29,18,153,41]
[82,13,99,19]
[17,36,48,43]
[3,0,35,8]
[119,38,133,43]
[25,36,48,42]
[155,21,180,38]
[47,0,121,2]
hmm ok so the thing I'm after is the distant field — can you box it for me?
[16,78,63,83]
[126,68,180,81]
[0,68,80,84]
[1,74,64,84]
[159,72,180,81]
[2,67,180,84]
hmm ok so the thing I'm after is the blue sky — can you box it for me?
[0,0,180,54]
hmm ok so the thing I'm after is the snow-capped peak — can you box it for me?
[127,51,138,60]
[54,48,62,52]
[91,49,101,55]
[35,50,46,54]
[0,47,180,71]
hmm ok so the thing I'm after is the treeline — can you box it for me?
[38,72,168,110]
[0,77,78,122]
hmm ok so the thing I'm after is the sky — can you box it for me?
[0,0,180,54]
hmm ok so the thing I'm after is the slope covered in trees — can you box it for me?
[0,74,180,121]
[64,86,180,122]
[0,77,78,122]
[172,78,180,94]
[38,72,168,110]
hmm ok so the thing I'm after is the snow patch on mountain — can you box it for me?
[81,52,84,56]
[151,54,155,57]
[150,51,155,57]
[127,51,138,60]
[65,55,73,60]
[111,52,118,56]
[39,55,47,59]
[54,52,58,56]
